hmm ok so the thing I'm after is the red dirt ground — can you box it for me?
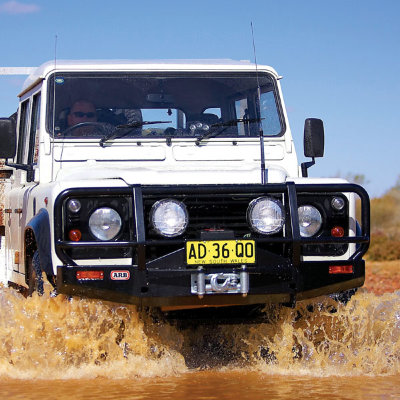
[364,260,400,295]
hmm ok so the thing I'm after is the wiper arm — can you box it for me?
[195,118,262,146]
[99,120,171,147]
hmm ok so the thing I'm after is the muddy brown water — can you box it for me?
[0,280,399,398]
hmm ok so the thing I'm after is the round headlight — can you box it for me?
[298,205,322,237]
[150,199,188,237]
[88,207,122,241]
[247,197,284,235]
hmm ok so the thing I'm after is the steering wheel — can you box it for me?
[62,122,108,136]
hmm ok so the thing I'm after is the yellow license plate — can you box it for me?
[186,240,255,265]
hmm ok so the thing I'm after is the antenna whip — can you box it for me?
[251,22,267,184]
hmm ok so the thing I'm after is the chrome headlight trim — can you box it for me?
[88,207,122,241]
[150,199,189,237]
[247,196,285,235]
[298,205,322,237]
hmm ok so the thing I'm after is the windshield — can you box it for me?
[47,72,284,139]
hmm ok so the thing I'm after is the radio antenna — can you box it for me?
[51,34,58,181]
[251,22,267,184]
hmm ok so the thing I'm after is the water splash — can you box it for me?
[189,291,400,376]
[0,286,187,379]
[0,285,399,379]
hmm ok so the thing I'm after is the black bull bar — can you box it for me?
[55,183,370,306]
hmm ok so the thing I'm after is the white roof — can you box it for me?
[0,67,36,75]
[21,59,279,93]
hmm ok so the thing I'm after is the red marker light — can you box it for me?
[69,229,82,242]
[331,226,345,237]
[329,265,353,274]
[76,270,104,280]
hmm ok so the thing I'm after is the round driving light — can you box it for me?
[298,205,322,237]
[88,207,122,241]
[202,124,210,131]
[247,197,284,235]
[67,199,81,213]
[195,122,202,129]
[150,199,188,237]
[331,197,345,211]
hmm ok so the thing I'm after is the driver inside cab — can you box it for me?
[66,100,97,135]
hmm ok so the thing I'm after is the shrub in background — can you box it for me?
[366,180,400,260]
[367,232,400,261]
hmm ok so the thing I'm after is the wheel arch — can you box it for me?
[24,208,54,285]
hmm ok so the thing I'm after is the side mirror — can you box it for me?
[301,118,324,177]
[304,118,324,158]
[0,118,16,159]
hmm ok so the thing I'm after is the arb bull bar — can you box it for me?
[55,183,370,307]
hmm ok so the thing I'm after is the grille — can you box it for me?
[143,193,270,240]
[184,195,252,238]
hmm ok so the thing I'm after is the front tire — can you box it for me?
[330,288,358,305]
[28,250,44,296]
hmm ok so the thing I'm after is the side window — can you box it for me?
[203,108,221,118]
[259,91,281,136]
[16,100,30,164]
[235,98,249,136]
[28,93,41,165]
[234,91,282,137]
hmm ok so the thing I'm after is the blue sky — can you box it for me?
[0,0,399,197]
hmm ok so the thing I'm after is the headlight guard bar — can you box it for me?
[54,183,370,269]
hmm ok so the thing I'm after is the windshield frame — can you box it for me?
[46,71,286,140]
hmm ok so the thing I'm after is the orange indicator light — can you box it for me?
[329,265,353,274]
[69,229,82,242]
[76,270,104,280]
[331,226,345,237]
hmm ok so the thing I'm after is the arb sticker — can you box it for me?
[110,270,130,280]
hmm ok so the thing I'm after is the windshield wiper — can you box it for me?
[195,118,263,146]
[99,120,171,147]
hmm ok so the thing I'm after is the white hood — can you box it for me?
[55,163,289,186]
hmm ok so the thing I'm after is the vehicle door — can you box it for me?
[6,91,41,275]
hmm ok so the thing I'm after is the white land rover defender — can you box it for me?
[0,60,369,316]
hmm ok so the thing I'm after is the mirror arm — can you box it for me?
[5,161,35,181]
[301,157,315,178]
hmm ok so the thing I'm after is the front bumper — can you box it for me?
[57,256,365,307]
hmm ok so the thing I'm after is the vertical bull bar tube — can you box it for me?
[133,186,146,270]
